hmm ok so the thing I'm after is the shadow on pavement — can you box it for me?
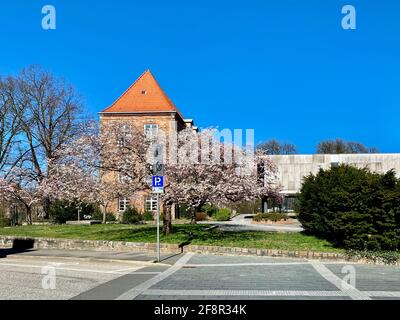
[159,252,183,263]
[0,238,35,258]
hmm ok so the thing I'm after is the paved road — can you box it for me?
[199,214,304,232]
[0,249,398,300]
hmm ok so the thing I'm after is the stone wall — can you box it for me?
[0,235,369,263]
[270,153,400,194]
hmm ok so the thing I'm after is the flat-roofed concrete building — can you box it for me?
[265,153,400,212]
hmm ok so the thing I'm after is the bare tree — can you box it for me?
[12,66,83,180]
[316,138,379,154]
[0,77,23,174]
[257,139,297,155]
[3,66,84,219]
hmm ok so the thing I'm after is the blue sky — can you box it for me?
[1,0,399,153]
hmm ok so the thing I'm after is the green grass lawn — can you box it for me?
[0,223,343,253]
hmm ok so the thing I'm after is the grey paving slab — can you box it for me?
[151,264,339,291]
[72,273,155,300]
[72,265,170,300]
[187,254,307,265]
[1,251,399,300]
[325,264,400,292]
[10,249,179,265]
[136,294,351,300]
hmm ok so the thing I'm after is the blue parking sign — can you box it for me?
[152,176,164,188]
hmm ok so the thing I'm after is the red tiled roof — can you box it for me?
[101,70,184,119]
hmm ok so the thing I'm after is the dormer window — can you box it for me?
[141,90,147,95]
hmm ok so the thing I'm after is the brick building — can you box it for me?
[99,70,196,217]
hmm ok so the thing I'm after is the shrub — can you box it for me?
[346,249,400,265]
[297,165,400,251]
[0,210,10,227]
[122,206,142,224]
[178,204,190,219]
[143,211,154,221]
[201,203,218,217]
[195,212,208,221]
[213,208,231,221]
[49,201,95,224]
[253,212,288,222]
[90,208,116,222]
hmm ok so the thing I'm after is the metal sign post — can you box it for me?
[156,193,160,262]
[152,175,164,262]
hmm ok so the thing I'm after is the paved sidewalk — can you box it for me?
[0,248,181,265]
[0,249,399,300]
[199,214,303,232]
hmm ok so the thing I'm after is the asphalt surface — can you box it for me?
[199,214,304,232]
[0,249,399,300]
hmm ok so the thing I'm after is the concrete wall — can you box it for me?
[269,154,400,194]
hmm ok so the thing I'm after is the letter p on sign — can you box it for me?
[152,176,164,187]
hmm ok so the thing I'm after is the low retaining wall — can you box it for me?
[0,236,397,265]
[0,235,343,260]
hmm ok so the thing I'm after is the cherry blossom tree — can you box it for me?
[0,168,43,224]
[41,121,151,223]
[160,128,280,233]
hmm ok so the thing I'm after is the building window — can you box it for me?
[331,162,339,168]
[283,196,296,212]
[117,125,131,147]
[118,197,129,212]
[141,90,147,95]
[117,136,126,147]
[145,196,158,212]
[144,124,159,137]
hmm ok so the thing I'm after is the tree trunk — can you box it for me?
[26,206,32,225]
[42,197,51,220]
[190,207,197,224]
[162,204,173,235]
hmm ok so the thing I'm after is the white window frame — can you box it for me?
[144,124,159,137]
[117,125,131,147]
[118,197,129,212]
[144,196,158,212]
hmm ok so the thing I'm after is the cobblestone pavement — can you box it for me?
[0,250,398,300]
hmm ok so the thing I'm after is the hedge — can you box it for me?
[297,164,400,251]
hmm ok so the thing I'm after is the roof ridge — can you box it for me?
[100,69,184,120]
[101,69,149,113]
[147,70,183,117]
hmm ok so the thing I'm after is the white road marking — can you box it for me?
[367,291,400,298]
[309,260,371,300]
[0,261,144,275]
[142,289,400,298]
[143,289,348,297]
[184,262,310,267]
[116,252,195,300]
